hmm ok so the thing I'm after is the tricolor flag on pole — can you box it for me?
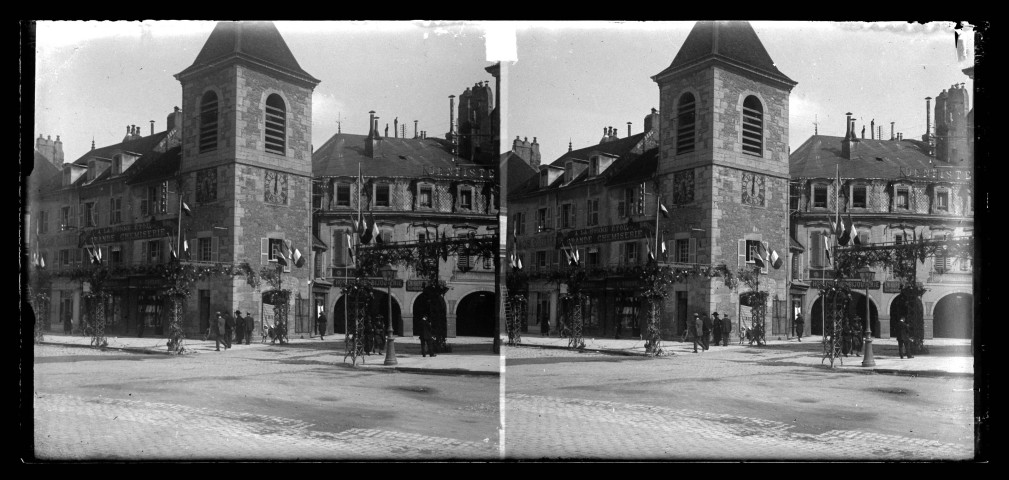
[292,247,305,268]
[770,249,783,269]
[824,235,832,265]
[849,212,861,246]
[345,232,355,261]
[659,202,669,218]
[181,201,193,216]
[660,233,668,261]
[838,215,850,246]
[183,239,191,260]
[753,242,767,268]
[371,213,383,245]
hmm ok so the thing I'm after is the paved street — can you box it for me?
[503,343,974,460]
[32,342,501,460]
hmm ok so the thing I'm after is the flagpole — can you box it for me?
[654,189,661,262]
[177,184,184,261]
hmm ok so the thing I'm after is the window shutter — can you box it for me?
[570,204,577,228]
[810,233,823,268]
[211,237,219,263]
[141,241,149,264]
[761,241,769,274]
[737,240,746,268]
[689,238,697,264]
[586,199,592,225]
[619,243,626,264]
[261,238,269,265]
[76,205,83,228]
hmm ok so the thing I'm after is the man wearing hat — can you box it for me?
[224,310,235,348]
[214,311,227,351]
[244,311,255,345]
[711,312,723,346]
[316,310,327,341]
[701,311,712,350]
[691,313,704,353]
[233,309,245,345]
[720,313,732,347]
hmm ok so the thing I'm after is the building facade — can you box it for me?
[311,108,498,339]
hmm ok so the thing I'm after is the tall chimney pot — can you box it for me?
[627,122,632,137]
[150,120,155,136]
[891,122,895,141]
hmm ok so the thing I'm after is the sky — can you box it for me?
[505,21,976,164]
[33,21,498,164]
[33,21,975,167]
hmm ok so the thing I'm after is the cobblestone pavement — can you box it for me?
[31,345,501,461]
[34,393,499,460]
[503,346,974,461]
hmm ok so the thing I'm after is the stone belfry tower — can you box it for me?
[174,21,320,327]
[651,21,796,333]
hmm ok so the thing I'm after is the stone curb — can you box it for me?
[507,342,654,357]
[347,365,501,377]
[39,341,173,356]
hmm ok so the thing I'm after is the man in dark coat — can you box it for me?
[711,312,722,346]
[244,312,254,345]
[233,310,245,345]
[896,317,914,359]
[720,314,732,346]
[316,311,327,341]
[794,313,805,342]
[701,312,712,350]
[691,313,703,353]
[224,311,234,348]
[214,312,227,351]
[419,315,436,357]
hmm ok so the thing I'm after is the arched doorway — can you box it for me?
[333,292,402,336]
[412,292,446,337]
[933,293,973,339]
[847,291,880,338]
[889,293,924,338]
[456,291,495,337]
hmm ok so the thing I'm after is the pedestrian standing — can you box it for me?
[214,312,227,351]
[896,317,914,359]
[540,314,550,337]
[711,312,722,346]
[419,315,436,357]
[224,311,234,348]
[701,312,712,351]
[794,313,805,342]
[64,312,72,335]
[720,314,732,347]
[244,312,254,345]
[316,311,327,341]
[233,310,245,345]
[137,316,146,338]
[691,313,703,353]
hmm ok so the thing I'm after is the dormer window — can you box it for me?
[459,187,473,211]
[375,184,391,207]
[589,157,599,177]
[88,160,96,181]
[540,170,549,188]
[894,185,909,210]
[813,184,828,209]
[851,184,867,209]
[418,184,434,209]
[112,155,122,175]
[935,188,949,212]
[335,183,351,207]
[565,161,574,183]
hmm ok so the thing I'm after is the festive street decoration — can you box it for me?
[505,270,529,346]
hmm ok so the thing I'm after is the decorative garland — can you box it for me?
[341,278,375,366]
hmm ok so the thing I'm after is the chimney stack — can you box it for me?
[365,111,380,158]
[150,120,155,136]
[871,119,875,139]
[890,122,895,141]
[627,122,632,137]
[449,95,456,136]
[925,96,933,143]
[841,112,855,159]
[414,120,418,139]
[878,126,882,140]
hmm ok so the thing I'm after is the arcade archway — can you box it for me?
[889,294,924,339]
[810,292,878,337]
[333,291,402,336]
[933,293,973,339]
[456,291,495,337]
[412,292,446,337]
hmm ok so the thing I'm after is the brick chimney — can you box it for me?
[150,120,155,136]
[627,122,632,137]
[414,120,419,139]
[870,119,875,139]
[841,112,855,159]
[394,117,399,139]
[890,122,895,141]
[365,111,381,158]
[924,96,933,145]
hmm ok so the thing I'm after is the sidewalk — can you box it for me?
[36,332,501,376]
[505,333,974,378]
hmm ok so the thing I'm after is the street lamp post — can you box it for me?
[858,266,876,367]
[379,263,398,366]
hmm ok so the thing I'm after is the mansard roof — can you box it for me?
[176,21,320,87]
[654,21,796,88]
[313,134,484,179]
[790,135,957,181]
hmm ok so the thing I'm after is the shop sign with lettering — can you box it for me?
[899,166,972,182]
[79,221,173,247]
[422,165,496,180]
[332,278,404,288]
[557,221,648,247]
[810,279,881,290]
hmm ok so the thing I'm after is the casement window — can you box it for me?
[199,91,219,153]
[675,238,696,264]
[739,239,769,273]
[332,231,350,266]
[198,237,214,262]
[262,237,291,272]
[536,251,548,269]
[109,246,122,267]
[142,182,168,216]
[537,208,549,232]
[375,184,391,207]
[586,199,600,226]
[620,242,638,265]
[335,183,351,207]
[741,96,764,157]
[38,210,48,234]
[83,202,96,227]
[587,247,600,267]
[560,203,572,229]
[618,188,634,218]
[459,188,473,211]
[61,206,72,230]
[417,184,434,208]
[60,249,70,267]
[109,197,122,225]
[264,94,286,155]
[513,212,526,236]
[143,240,163,264]
[789,182,801,211]
[935,189,949,212]
[852,185,867,208]
[895,186,909,209]
[676,92,696,154]
[813,184,828,209]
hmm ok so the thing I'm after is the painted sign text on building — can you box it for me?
[422,165,496,180]
[810,279,881,290]
[899,166,972,182]
[79,221,173,246]
[557,221,648,247]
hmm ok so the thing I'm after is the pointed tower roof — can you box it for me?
[653,21,796,89]
[175,21,319,88]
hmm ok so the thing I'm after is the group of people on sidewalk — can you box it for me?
[687,312,734,353]
[213,310,256,351]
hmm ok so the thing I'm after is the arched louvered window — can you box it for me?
[742,96,763,156]
[676,92,696,154]
[199,91,219,153]
[265,94,286,155]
